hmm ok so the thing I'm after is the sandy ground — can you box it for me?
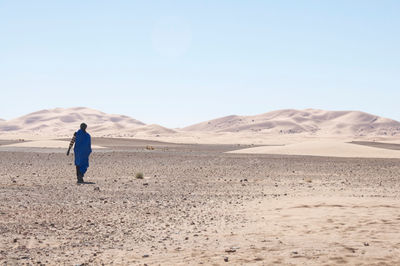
[0,140,105,149]
[1,138,400,265]
[229,140,400,158]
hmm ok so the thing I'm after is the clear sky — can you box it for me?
[1,0,399,127]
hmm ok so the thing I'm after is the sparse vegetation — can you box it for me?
[135,172,144,179]
[146,145,154,150]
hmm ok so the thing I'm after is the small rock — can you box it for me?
[94,187,100,191]
[225,248,236,253]
[224,257,229,262]
[142,254,149,258]
[143,183,149,186]
[364,242,369,246]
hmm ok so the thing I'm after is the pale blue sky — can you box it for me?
[1,0,399,127]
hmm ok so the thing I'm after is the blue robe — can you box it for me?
[74,129,92,175]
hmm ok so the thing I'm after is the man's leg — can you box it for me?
[76,166,84,183]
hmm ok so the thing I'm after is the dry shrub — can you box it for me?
[135,172,144,179]
[304,177,312,183]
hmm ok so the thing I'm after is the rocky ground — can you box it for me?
[0,138,400,265]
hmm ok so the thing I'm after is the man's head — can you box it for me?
[80,123,87,131]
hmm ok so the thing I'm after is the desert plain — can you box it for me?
[1,108,400,265]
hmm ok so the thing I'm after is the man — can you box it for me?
[67,123,92,183]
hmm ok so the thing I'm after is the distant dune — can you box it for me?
[0,107,179,139]
[183,109,400,137]
[1,108,400,141]
[133,124,177,135]
[0,107,146,136]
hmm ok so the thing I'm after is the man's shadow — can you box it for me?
[77,182,96,185]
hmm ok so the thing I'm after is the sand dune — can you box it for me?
[0,107,151,137]
[229,140,400,158]
[183,109,400,137]
[97,124,177,139]
[132,124,177,135]
[0,108,180,139]
[1,108,400,143]
[0,107,145,134]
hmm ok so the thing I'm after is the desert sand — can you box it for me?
[0,140,105,149]
[229,140,400,158]
[1,138,400,265]
[1,108,400,265]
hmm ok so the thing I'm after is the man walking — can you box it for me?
[67,123,92,183]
